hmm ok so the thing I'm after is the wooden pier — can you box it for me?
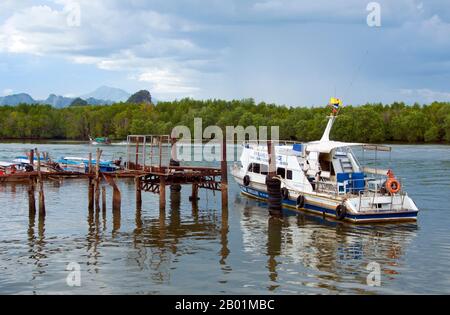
[1,135,229,218]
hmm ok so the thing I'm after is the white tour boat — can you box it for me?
[232,100,419,223]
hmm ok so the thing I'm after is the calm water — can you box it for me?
[0,143,449,294]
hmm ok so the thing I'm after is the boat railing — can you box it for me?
[316,175,407,207]
[356,177,408,212]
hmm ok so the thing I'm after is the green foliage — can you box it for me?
[0,100,449,143]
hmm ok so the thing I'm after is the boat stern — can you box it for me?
[345,193,419,223]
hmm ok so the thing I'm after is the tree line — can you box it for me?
[0,99,449,143]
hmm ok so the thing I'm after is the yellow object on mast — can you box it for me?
[328,97,344,116]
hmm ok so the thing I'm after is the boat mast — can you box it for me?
[320,115,336,142]
[320,97,342,142]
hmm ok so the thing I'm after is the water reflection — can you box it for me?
[86,205,102,274]
[127,190,222,284]
[27,211,47,281]
[238,197,418,293]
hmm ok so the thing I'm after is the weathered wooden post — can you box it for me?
[135,176,142,211]
[135,137,140,170]
[221,136,228,210]
[35,148,45,217]
[88,152,93,174]
[159,136,163,169]
[28,178,36,217]
[95,149,102,211]
[190,183,199,204]
[160,176,166,210]
[29,149,34,167]
[266,140,282,214]
[87,153,94,211]
[110,178,121,212]
[170,137,182,192]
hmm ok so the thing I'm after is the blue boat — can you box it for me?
[56,157,120,173]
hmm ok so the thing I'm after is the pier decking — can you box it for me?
[0,135,229,219]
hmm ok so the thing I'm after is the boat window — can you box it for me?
[248,163,268,174]
[277,167,286,179]
[286,170,293,180]
[260,164,268,175]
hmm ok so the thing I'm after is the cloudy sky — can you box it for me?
[0,0,450,106]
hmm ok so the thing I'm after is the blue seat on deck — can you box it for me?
[337,173,350,193]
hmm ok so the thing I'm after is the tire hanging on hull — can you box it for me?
[243,175,250,187]
[296,195,305,209]
[335,203,347,220]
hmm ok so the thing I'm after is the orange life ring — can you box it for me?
[386,178,401,194]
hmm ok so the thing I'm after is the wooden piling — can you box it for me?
[110,177,121,212]
[221,137,228,210]
[94,149,102,211]
[135,176,142,211]
[160,176,166,210]
[159,137,163,168]
[35,148,45,217]
[29,149,34,166]
[190,183,199,204]
[88,152,92,174]
[28,178,36,217]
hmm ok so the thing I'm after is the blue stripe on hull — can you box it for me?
[239,185,418,223]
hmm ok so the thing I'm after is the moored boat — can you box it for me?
[56,156,120,173]
[0,161,34,183]
[89,136,112,145]
[231,98,419,223]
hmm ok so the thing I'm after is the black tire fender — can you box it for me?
[336,203,347,220]
[243,175,251,187]
[296,195,305,209]
[281,187,289,200]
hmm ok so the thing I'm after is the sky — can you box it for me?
[1,0,450,106]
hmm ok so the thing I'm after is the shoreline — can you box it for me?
[1,138,449,146]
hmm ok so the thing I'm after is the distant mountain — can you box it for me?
[0,87,147,107]
[81,86,130,103]
[70,98,88,107]
[127,90,152,104]
[41,94,74,108]
[0,93,36,106]
[84,97,113,105]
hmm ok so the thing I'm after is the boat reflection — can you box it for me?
[237,196,418,293]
